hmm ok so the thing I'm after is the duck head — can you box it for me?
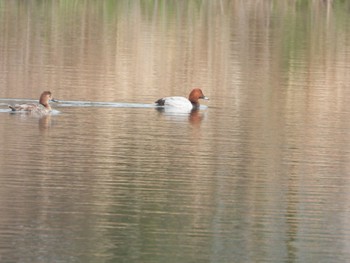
[39,91,55,110]
[188,88,209,106]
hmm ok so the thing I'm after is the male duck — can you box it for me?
[9,91,57,115]
[155,88,209,110]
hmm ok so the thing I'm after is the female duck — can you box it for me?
[155,88,209,110]
[9,91,56,115]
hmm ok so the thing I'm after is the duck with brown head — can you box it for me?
[9,91,57,115]
[155,88,209,110]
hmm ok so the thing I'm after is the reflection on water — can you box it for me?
[0,1,350,262]
[38,115,53,131]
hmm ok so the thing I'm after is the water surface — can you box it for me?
[0,1,350,262]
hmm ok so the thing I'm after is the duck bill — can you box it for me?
[201,96,209,100]
[51,98,59,103]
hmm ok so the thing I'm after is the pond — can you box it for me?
[0,1,350,262]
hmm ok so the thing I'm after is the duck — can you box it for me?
[9,91,57,115]
[155,88,209,110]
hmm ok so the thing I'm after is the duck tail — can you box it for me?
[8,105,17,111]
[155,98,165,106]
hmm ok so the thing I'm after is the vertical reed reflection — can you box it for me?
[0,1,349,103]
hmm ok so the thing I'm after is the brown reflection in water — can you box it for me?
[38,115,52,132]
[189,110,205,127]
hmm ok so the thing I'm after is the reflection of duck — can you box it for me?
[155,88,209,111]
[156,107,206,126]
[9,91,57,115]
[188,110,205,126]
[39,114,52,131]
